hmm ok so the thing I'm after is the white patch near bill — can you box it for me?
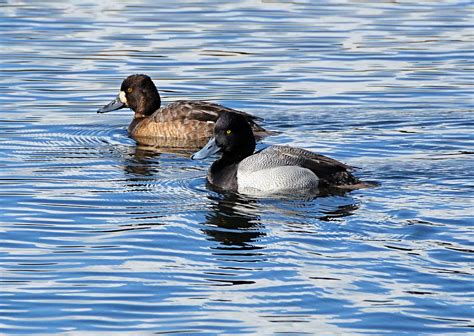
[119,91,128,105]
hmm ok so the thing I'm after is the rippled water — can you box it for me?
[1,1,473,334]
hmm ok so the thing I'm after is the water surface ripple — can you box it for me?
[1,1,473,334]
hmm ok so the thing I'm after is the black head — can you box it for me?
[192,111,256,162]
[98,74,161,117]
[215,111,256,158]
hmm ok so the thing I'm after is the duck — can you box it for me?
[191,111,372,195]
[97,74,269,146]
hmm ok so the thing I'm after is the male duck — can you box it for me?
[98,74,268,146]
[192,112,371,195]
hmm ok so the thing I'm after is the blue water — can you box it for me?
[1,1,473,334]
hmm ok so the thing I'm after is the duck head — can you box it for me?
[192,111,256,162]
[97,74,161,118]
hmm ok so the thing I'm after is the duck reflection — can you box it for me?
[202,192,264,250]
[122,145,162,177]
[133,135,209,153]
[318,202,360,222]
[122,139,203,177]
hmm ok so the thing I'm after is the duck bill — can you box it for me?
[97,95,125,113]
[191,137,221,160]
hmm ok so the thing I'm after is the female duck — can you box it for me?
[192,112,371,195]
[98,74,268,145]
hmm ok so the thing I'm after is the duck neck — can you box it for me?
[210,142,254,175]
[209,159,239,191]
[132,93,161,119]
[211,156,237,173]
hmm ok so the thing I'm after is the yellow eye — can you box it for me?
[127,87,133,93]
[226,129,232,135]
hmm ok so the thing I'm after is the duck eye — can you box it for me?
[127,88,133,93]
[226,129,232,135]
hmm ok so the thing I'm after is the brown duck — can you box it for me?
[98,74,269,147]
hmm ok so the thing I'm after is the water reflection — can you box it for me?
[318,202,359,222]
[121,146,160,177]
[133,135,209,153]
[203,193,264,250]
[202,188,362,251]
[121,142,202,178]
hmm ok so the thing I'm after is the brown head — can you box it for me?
[97,74,162,118]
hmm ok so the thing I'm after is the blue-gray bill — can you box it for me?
[191,137,221,160]
[97,96,125,113]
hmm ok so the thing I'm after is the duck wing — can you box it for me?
[152,100,263,125]
[240,145,360,187]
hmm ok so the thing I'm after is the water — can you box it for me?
[1,1,473,334]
